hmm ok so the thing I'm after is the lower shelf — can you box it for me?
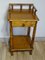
[10,35,33,51]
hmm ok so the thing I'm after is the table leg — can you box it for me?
[31,21,37,48]
[9,21,13,55]
[27,27,31,36]
[29,50,32,55]
[27,27,32,54]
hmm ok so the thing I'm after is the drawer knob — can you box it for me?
[22,24,25,27]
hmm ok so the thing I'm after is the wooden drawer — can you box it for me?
[12,21,36,27]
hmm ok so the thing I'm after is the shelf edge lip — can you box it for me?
[8,19,38,21]
[11,49,33,51]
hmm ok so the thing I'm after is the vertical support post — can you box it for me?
[32,6,34,15]
[11,5,13,10]
[29,5,31,10]
[29,5,31,12]
[34,10,37,15]
[27,27,31,47]
[31,21,37,48]
[20,4,22,11]
[27,27,30,36]
[10,21,13,49]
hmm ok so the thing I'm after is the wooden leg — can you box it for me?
[29,50,32,55]
[27,27,31,46]
[10,51,13,56]
[31,21,37,48]
[9,21,13,55]
[9,47,13,56]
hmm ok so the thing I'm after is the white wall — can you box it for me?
[33,0,45,37]
[0,0,45,39]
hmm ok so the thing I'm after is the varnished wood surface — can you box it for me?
[8,10,38,21]
[10,35,32,51]
[12,20,36,27]
[0,41,45,60]
[8,3,39,21]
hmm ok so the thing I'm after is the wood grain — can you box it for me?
[12,21,36,27]
[11,35,32,51]
[8,9,38,21]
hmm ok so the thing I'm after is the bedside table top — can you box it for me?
[8,9,39,21]
[8,3,39,22]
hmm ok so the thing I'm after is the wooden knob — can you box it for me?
[22,24,25,27]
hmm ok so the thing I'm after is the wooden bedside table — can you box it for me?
[8,3,39,55]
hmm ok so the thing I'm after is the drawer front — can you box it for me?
[12,21,36,27]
